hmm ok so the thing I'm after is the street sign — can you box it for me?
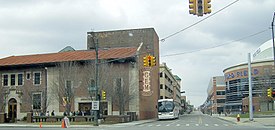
[92,101,99,110]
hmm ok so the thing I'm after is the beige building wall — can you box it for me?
[159,63,181,104]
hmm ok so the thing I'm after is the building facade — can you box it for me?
[0,28,160,122]
[223,39,275,114]
[159,63,181,104]
[205,76,226,114]
[87,28,160,119]
[223,60,275,113]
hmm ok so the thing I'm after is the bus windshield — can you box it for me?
[158,101,174,112]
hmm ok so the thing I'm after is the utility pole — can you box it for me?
[94,37,99,126]
[271,11,275,116]
[87,32,99,126]
[272,12,275,65]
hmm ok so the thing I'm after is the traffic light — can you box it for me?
[102,90,106,100]
[197,0,203,16]
[151,56,156,66]
[272,88,275,98]
[267,88,272,98]
[189,0,197,15]
[148,55,152,66]
[143,56,148,67]
[203,0,211,14]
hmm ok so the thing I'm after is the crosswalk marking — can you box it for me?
[138,123,232,127]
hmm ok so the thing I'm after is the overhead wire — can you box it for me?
[160,0,239,42]
[161,28,270,57]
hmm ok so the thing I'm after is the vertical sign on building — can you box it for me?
[141,68,153,96]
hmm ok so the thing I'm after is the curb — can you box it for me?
[215,117,237,125]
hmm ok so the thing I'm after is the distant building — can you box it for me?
[159,63,181,104]
[206,76,226,114]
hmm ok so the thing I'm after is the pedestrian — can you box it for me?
[46,111,49,116]
[51,110,55,116]
[237,114,240,122]
[63,116,70,128]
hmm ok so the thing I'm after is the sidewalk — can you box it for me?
[0,119,157,128]
[212,114,275,127]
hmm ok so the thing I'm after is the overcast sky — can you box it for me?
[0,0,274,107]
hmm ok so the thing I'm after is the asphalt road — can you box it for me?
[0,111,274,130]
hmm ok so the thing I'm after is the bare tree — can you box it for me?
[81,61,138,115]
[254,67,274,111]
[50,61,80,114]
[105,63,137,115]
[0,88,6,112]
[49,59,137,116]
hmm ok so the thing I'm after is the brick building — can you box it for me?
[87,28,160,119]
[0,28,160,122]
[206,76,226,114]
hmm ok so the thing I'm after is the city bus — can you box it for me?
[158,99,180,120]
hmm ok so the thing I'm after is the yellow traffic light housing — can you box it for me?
[143,56,148,67]
[267,88,272,98]
[102,90,106,100]
[189,0,197,15]
[151,56,156,66]
[203,0,211,14]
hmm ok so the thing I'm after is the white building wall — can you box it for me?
[128,62,140,115]
[46,67,60,115]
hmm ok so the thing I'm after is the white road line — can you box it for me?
[176,124,180,126]
[214,124,219,126]
[186,124,190,126]
[166,124,170,126]
[195,124,199,126]
[148,125,153,127]
[224,124,229,126]
[156,124,161,127]
[205,124,209,126]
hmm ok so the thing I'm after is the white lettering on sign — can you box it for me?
[142,70,153,96]
[92,101,99,110]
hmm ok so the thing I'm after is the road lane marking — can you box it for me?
[198,116,203,124]
[195,124,199,126]
[176,124,180,126]
[214,124,219,126]
[186,124,190,126]
[205,124,209,126]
